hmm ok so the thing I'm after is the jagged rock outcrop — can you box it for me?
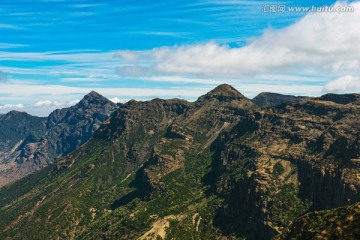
[252,92,308,107]
[0,91,117,186]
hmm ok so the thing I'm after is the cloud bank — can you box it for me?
[115,1,360,93]
[0,104,24,110]
[323,75,360,93]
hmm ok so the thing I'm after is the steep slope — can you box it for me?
[0,91,117,186]
[0,111,46,158]
[139,84,253,199]
[0,98,193,239]
[0,111,46,185]
[252,92,308,107]
[45,91,117,157]
[275,202,360,240]
[0,87,359,240]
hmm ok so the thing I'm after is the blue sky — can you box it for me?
[1,0,360,116]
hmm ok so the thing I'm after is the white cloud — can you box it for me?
[114,50,141,62]
[60,77,104,83]
[323,75,360,93]
[0,104,24,109]
[0,23,23,30]
[115,1,360,80]
[0,43,27,49]
[109,97,122,103]
[34,100,52,107]
[34,100,64,107]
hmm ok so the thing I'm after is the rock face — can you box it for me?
[139,84,254,199]
[0,111,46,159]
[0,85,359,240]
[45,91,117,158]
[252,92,308,107]
[210,96,360,239]
[0,91,117,186]
[0,111,47,186]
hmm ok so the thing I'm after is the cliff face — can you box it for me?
[210,96,360,239]
[0,85,359,240]
[0,91,117,186]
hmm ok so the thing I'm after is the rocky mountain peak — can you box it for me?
[87,90,103,98]
[80,91,112,106]
[197,84,248,103]
[209,83,245,97]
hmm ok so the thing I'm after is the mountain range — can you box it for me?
[0,84,359,240]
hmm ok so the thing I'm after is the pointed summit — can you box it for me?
[209,83,242,95]
[79,91,114,107]
[83,90,109,101]
[47,91,117,129]
[198,84,248,103]
[87,90,103,98]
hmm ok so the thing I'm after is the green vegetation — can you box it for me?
[1,86,359,240]
[271,183,311,227]
[273,162,285,178]
[275,203,360,240]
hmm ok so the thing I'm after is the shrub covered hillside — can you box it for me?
[0,84,359,240]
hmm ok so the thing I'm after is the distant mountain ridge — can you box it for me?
[252,92,309,107]
[0,91,117,186]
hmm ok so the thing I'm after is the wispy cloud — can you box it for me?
[0,43,28,49]
[132,31,190,38]
[0,23,23,30]
[60,77,105,83]
[34,100,64,107]
[0,82,207,98]
[0,50,115,62]
[72,12,97,17]
[70,3,105,8]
